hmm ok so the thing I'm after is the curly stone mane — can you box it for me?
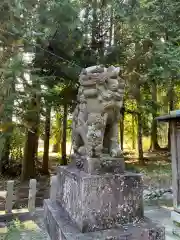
[71,65,125,168]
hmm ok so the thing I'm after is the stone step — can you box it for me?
[172,227,180,238]
[44,199,165,240]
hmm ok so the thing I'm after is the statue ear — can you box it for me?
[81,68,87,75]
[107,66,114,72]
[118,67,123,76]
[116,67,120,74]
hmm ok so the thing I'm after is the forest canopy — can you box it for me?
[0,0,179,180]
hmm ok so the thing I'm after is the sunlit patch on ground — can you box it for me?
[0,216,50,240]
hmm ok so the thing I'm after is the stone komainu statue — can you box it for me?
[71,65,125,168]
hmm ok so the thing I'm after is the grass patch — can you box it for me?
[125,150,171,176]
[126,160,171,176]
[0,219,46,240]
[125,152,172,190]
[174,221,180,228]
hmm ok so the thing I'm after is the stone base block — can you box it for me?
[171,210,180,237]
[83,155,125,174]
[56,166,143,232]
[171,210,180,224]
[44,199,165,240]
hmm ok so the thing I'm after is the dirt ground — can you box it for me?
[0,150,176,240]
[0,150,172,210]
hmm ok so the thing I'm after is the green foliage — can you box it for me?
[10,127,25,161]
[1,0,180,176]
[4,219,46,240]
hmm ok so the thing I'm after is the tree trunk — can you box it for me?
[135,79,144,164]
[137,113,144,165]
[2,135,11,168]
[52,113,62,153]
[1,127,13,171]
[132,114,136,149]
[42,106,51,175]
[109,4,113,47]
[150,81,160,151]
[0,75,15,172]
[21,84,40,181]
[84,4,90,45]
[34,134,39,161]
[61,103,67,165]
[52,143,60,153]
[91,0,98,51]
[21,130,36,181]
[168,84,174,150]
[1,117,14,170]
[120,111,124,151]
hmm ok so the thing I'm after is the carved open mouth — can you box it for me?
[110,85,118,91]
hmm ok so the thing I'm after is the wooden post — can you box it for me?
[5,180,14,213]
[50,175,58,202]
[28,179,37,214]
[170,121,179,209]
[156,111,180,234]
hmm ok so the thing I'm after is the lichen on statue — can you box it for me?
[71,65,125,169]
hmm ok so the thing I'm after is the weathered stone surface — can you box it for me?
[56,166,143,233]
[44,199,165,240]
[140,227,165,240]
[83,155,125,174]
[99,155,125,174]
[71,65,125,171]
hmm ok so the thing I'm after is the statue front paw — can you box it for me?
[78,146,86,156]
[110,148,123,158]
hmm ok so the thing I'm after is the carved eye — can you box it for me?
[110,75,117,79]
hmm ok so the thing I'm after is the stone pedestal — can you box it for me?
[44,165,165,239]
[44,200,165,240]
[56,166,143,232]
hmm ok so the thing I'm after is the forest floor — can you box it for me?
[0,149,177,239]
[0,149,172,210]
[125,150,171,190]
[0,206,179,240]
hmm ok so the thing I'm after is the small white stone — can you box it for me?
[162,192,173,200]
